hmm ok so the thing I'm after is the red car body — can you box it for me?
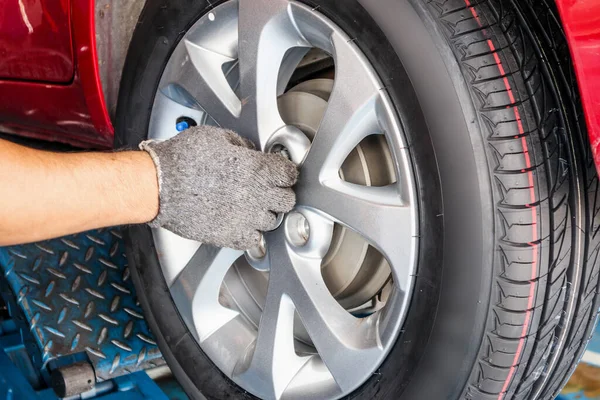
[556,0,600,168]
[0,0,599,162]
[0,0,112,148]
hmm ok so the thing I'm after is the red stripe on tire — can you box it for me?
[463,1,538,399]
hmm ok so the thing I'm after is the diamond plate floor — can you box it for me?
[0,228,164,381]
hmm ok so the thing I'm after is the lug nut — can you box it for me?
[247,234,267,260]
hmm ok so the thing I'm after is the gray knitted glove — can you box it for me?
[139,126,298,250]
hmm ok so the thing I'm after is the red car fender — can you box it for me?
[556,0,600,171]
[0,0,113,148]
[73,0,113,143]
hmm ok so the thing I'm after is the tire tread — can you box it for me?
[423,0,600,398]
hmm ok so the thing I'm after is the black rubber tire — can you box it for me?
[115,0,600,399]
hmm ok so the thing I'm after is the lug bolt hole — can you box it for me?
[285,212,310,247]
[270,143,291,161]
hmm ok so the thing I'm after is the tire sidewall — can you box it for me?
[116,0,493,399]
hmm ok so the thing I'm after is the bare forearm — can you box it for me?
[0,139,158,246]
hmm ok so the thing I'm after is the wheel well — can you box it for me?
[95,0,146,121]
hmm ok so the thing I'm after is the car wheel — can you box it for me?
[115,0,600,399]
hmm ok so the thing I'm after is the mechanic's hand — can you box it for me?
[139,126,298,250]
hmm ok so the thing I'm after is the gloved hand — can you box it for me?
[139,126,298,250]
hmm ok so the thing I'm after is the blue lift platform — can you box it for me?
[0,229,184,399]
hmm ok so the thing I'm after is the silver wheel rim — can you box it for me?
[148,1,418,399]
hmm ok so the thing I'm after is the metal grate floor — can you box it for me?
[0,228,164,381]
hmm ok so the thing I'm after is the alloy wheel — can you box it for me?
[148,1,418,398]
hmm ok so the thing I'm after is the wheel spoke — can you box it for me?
[182,2,241,121]
[301,33,383,177]
[237,0,309,149]
[295,31,414,290]
[184,39,241,118]
[151,228,201,287]
[159,44,240,130]
[235,288,310,399]
[297,180,412,290]
[170,245,242,342]
[265,234,383,392]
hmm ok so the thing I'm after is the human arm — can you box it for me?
[0,126,297,249]
[0,138,159,246]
